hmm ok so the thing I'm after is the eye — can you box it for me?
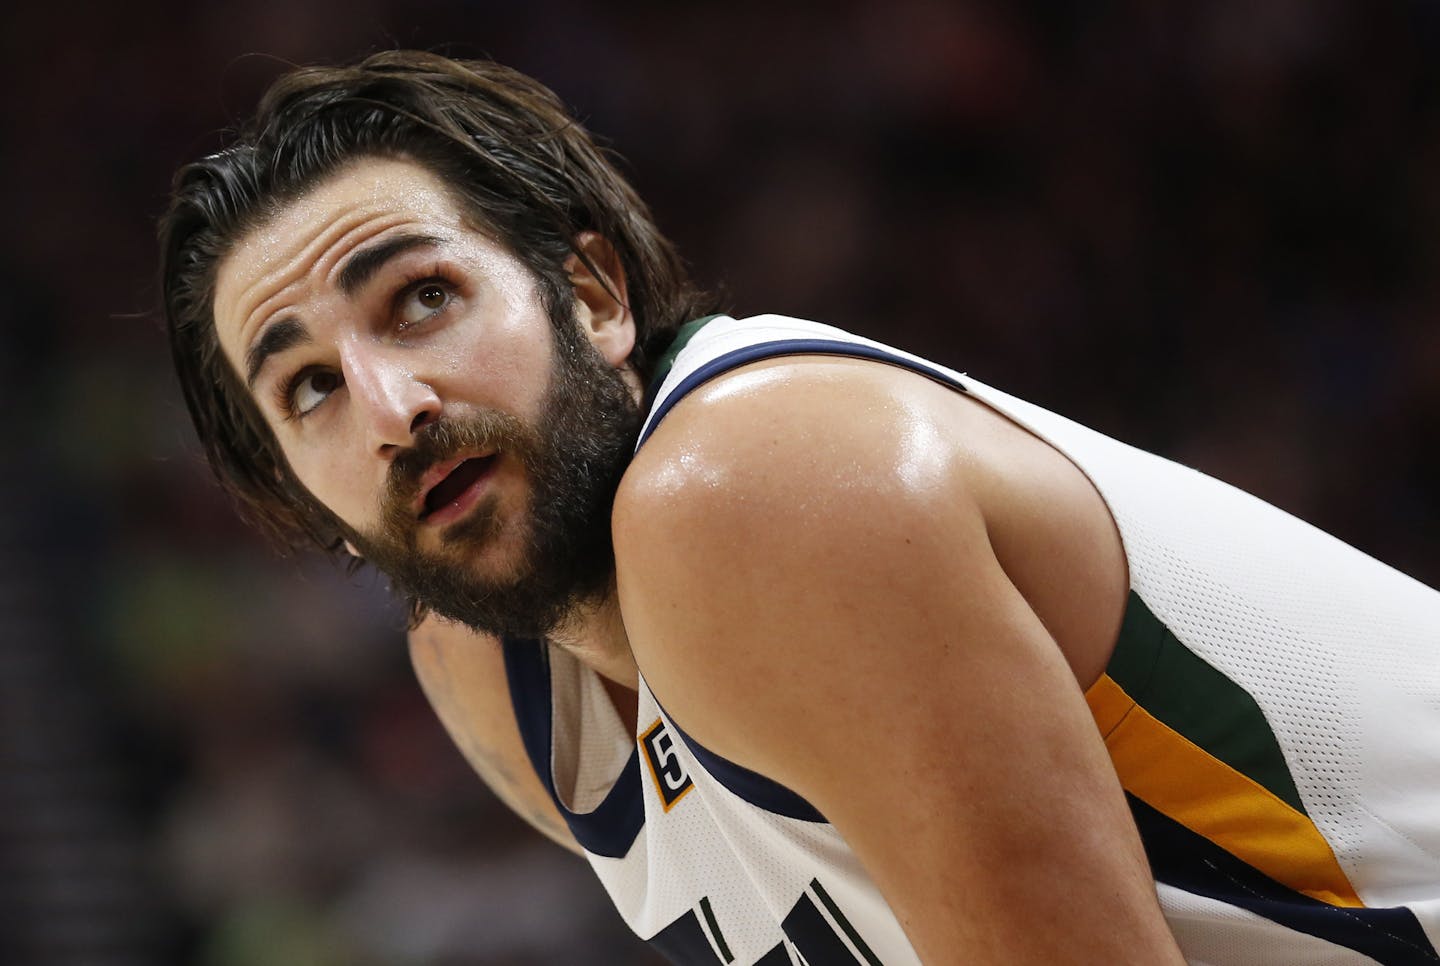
[289,368,343,417]
[398,281,451,329]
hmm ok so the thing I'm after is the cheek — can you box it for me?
[283,438,378,527]
[433,316,556,419]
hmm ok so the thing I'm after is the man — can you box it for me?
[160,51,1440,965]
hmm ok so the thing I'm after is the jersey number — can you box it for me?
[641,718,695,811]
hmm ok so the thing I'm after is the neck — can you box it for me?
[548,581,638,691]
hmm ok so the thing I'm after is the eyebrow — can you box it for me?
[337,232,444,297]
[245,316,310,389]
[242,232,445,389]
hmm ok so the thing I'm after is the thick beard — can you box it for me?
[346,316,643,641]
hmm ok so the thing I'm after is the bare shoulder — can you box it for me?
[408,617,580,854]
[617,355,983,545]
[615,354,1127,689]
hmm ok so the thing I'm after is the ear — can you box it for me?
[566,232,636,369]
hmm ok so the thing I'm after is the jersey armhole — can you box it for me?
[660,704,827,823]
[501,637,648,858]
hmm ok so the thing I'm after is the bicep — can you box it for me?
[409,617,580,855]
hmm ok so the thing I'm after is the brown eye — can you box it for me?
[399,281,452,328]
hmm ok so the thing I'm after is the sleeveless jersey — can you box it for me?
[502,314,1440,965]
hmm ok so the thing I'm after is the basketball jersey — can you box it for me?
[502,314,1440,965]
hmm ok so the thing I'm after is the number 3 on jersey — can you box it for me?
[641,718,695,811]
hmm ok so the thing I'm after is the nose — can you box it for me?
[341,346,440,456]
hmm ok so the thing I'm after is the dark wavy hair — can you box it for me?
[159,50,719,556]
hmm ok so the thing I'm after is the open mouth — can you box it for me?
[419,455,498,521]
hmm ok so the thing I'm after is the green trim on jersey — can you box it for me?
[648,315,724,398]
[1109,591,1307,814]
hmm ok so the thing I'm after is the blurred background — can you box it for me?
[3,1,1439,963]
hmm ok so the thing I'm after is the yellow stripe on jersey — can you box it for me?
[1086,672,1363,908]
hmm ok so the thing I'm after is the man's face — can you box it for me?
[212,156,643,638]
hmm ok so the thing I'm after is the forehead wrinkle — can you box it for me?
[312,214,416,295]
[229,210,411,355]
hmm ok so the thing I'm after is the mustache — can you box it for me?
[382,412,532,514]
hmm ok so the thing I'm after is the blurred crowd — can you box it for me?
[3,1,1439,963]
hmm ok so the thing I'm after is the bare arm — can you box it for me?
[408,617,581,855]
[615,358,1184,964]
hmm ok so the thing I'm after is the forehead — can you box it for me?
[212,156,469,357]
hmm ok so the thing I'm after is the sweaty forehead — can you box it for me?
[212,157,467,363]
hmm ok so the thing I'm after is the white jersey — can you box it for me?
[502,314,1440,965]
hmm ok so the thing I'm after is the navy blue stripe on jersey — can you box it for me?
[501,637,646,859]
[754,944,793,965]
[1128,794,1440,964]
[647,906,723,964]
[699,897,734,963]
[499,637,553,795]
[666,713,826,823]
[637,339,968,450]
